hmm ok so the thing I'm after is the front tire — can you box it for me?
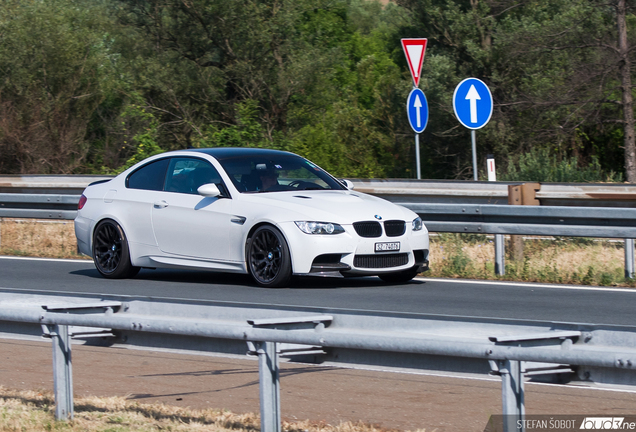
[92,219,140,279]
[246,225,292,288]
[378,265,420,284]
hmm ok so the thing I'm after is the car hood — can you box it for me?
[238,190,416,224]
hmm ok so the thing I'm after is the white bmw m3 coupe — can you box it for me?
[74,148,429,287]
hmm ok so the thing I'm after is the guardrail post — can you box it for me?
[254,341,281,432]
[41,301,121,421]
[49,324,73,420]
[625,239,635,279]
[246,315,332,432]
[499,360,525,432]
[495,234,505,275]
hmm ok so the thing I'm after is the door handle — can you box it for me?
[153,200,169,209]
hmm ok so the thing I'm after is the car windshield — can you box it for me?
[214,152,346,193]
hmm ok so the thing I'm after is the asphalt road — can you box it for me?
[0,255,635,327]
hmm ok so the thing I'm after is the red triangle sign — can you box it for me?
[401,38,427,87]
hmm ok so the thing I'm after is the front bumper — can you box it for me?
[280,221,430,276]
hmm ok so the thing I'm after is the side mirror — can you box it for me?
[197,183,221,197]
[340,179,354,190]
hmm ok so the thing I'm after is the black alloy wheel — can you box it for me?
[247,225,292,288]
[92,220,140,279]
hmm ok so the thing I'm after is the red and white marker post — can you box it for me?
[486,154,496,182]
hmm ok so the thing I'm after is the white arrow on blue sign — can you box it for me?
[406,88,428,133]
[453,78,493,130]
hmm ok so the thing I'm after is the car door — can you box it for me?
[151,157,233,261]
[123,157,171,247]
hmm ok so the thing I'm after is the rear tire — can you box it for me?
[92,219,140,279]
[246,225,292,288]
[378,266,420,284]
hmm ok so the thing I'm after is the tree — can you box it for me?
[616,0,636,181]
[110,0,417,177]
[396,0,636,181]
[114,0,345,142]
[494,0,636,181]
[0,0,117,174]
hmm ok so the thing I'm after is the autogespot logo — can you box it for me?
[580,417,628,429]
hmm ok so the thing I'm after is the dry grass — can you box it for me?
[0,218,89,259]
[429,235,625,273]
[428,233,633,287]
[0,387,425,432]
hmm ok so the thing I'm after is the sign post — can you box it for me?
[407,88,429,179]
[452,78,493,181]
[401,38,428,179]
[486,153,504,275]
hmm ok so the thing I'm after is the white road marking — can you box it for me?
[0,255,92,264]
[418,277,636,293]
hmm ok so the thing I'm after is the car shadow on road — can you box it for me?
[290,275,426,289]
[70,267,255,286]
[70,267,426,289]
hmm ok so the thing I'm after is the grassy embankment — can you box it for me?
[0,218,633,287]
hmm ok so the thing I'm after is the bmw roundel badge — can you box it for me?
[374,215,382,220]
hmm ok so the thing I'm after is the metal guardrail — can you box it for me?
[2,176,636,221]
[1,290,635,431]
[351,179,636,207]
[11,193,636,235]
[0,193,79,219]
[407,203,636,238]
[401,202,636,278]
[3,175,636,205]
[0,175,111,195]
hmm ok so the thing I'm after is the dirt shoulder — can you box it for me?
[1,338,635,432]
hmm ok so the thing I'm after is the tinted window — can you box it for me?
[215,153,345,193]
[164,158,222,195]
[127,158,169,191]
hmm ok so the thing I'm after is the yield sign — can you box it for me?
[401,38,427,87]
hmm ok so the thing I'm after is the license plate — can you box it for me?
[375,242,400,252]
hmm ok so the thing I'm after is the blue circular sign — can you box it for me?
[406,88,428,133]
[453,78,493,130]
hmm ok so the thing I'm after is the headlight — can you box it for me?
[295,221,345,235]
[412,217,423,231]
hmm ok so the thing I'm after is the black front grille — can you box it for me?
[384,220,405,237]
[354,253,409,269]
[353,221,382,238]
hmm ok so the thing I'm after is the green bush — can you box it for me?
[499,148,623,183]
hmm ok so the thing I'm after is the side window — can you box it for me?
[164,158,222,195]
[127,158,170,191]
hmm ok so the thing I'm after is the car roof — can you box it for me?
[185,147,297,160]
